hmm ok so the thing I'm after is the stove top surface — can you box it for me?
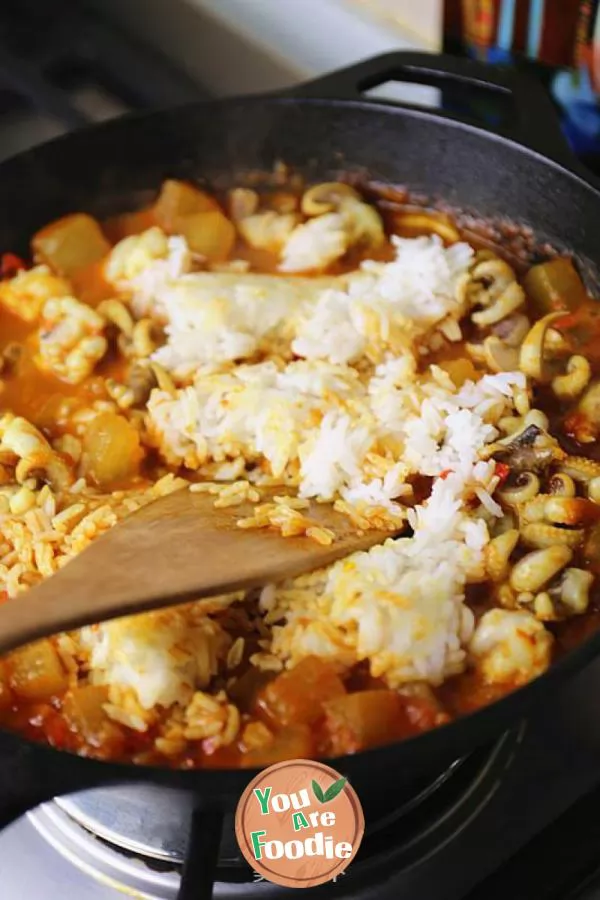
[17,727,517,898]
[1,657,600,899]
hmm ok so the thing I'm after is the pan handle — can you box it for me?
[292,51,580,171]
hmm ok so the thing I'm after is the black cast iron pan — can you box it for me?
[0,50,599,890]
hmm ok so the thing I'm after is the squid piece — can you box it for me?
[519,310,590,398]
[484,529,520,582]
[584,522,600,573]
[546,472,576,497]
[0,265,72,323]
[551,355,591,400]
[237,211,299,253]
[514,493,600,549]
[339,202,385,248]
[105,360,160,411]
[559,456,600,482]
[526,568,594,621]
[519,494,600,528]
[491,423,563,475]
[519,311,564,383]
[96,298,134,337]
[104,226,172,285]
[279,213,349,272]
[230,187,299,252]
[559,457,600,501]
[520,524,584,550]
[392,211,460,243]
[280,181,385,272]
[0,414,73,490]
[301,183,361,216]
[497,472,540,506]
[476,318,529,373]
[564,381,600,444]
[509,546,573,593]
[97,299,158,361]
[37,296,107,385]
[482,335,520,373]
[467,257,526,327]
[491,313,531,348]
[556,567,593,614]
[127,362,159,407]
[469,608,553,685]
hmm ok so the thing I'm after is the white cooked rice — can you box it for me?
[0,223,537,738]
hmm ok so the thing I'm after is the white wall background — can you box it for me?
[86,0,442,97]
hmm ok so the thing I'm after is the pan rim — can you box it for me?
[0,90,599,790]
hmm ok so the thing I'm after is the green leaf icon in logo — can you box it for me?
[323,777,347,803]
[312,776,347,803]
[312,779,325,803]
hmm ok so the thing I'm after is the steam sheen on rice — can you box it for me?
[1,223,535,740]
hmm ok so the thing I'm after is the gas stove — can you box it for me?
[1,658,600,899]
[0,0,207,161]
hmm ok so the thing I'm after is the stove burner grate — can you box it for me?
[28,725,524,899]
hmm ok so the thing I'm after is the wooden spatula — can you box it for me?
[0,487,400,655]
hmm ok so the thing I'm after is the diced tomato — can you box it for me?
[553,312,578,330]
[550,302,600,368]
[439,469,453,480]
[1,253,26,279]
[564,411,593,444]
[494,462,510,485]
[0,660,12,714]
[45,712,74,751]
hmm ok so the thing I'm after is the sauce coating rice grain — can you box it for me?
[0,176,599,767]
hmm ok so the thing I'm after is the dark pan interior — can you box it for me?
[1,95,600,808]
[1,96,599,279]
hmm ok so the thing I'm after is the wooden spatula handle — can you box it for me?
[0,489,392,655]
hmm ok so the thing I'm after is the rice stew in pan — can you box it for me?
[0,175,599,768]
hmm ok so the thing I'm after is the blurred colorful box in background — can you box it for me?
[346,0,443,48]
[444,1,600,163]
